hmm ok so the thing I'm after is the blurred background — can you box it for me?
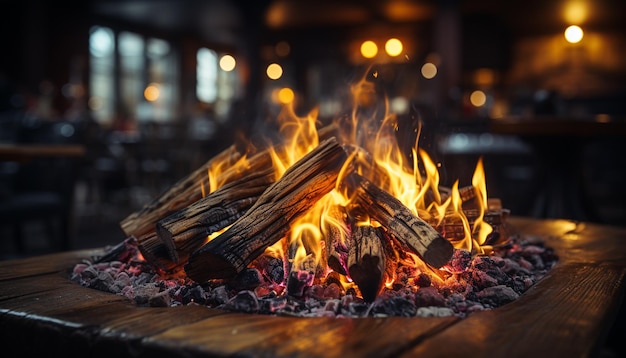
[1,0,625,259]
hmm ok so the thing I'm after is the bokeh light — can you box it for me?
[360,40,378,59]
[277,87,295,104]
[385,38,403,57]
[564,25,584,43]
[219,54,236,72]
[470,90,487,107]
[421,63,437,79]
[144,83,160,102]
[266,63,283,80]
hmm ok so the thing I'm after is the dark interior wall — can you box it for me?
[1,0,90,115]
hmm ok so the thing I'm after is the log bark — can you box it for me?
[345,173,454,268]
[120,145,243,238]
[348,225,386,302]
[155,167,276,265]
[185,137,349,282]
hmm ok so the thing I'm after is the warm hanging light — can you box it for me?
[385,38,403,57]
[360,40,378,59]
[266,63,283,80]
[219,55,236,72]
[564,25,584,43]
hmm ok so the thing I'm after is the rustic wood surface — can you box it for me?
[0,216,625,357]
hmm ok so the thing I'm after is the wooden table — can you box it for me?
[0,143,85,162]
[0,216,625,357]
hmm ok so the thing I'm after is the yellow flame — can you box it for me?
[471,157,493,254]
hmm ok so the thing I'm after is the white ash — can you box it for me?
[70,233,557,318]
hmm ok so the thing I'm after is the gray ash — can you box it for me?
[70,233,557,318]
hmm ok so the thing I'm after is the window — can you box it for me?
[196,48,218,104]
[196,48,240,121]
[88,26,115,126]
[88,26,179,127]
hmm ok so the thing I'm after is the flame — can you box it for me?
[197,71,498,299]
[471,157,493,254]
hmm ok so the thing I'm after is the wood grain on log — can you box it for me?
[348,225,387,302]
[155,167,276,264]
[346,173,454,268]
[136,232,181,272]
[185,137,349,282]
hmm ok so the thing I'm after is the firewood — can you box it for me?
[345,173,454,268]
[185,137,348,282]
[348,224,386,302]
[155,167,276,265]
[136,232,180,272]
[120,145,243,238]
[121,123,338,240]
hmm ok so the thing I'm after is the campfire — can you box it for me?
[71,76,557,318]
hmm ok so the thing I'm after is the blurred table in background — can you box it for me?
[0,143,86,255]
[490,116,626,223]
[0,144,85,162]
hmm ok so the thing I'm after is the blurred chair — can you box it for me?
[0,116,81,255]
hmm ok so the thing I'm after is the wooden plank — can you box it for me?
[145,313,459,357]
[0,249,103,280]
[507,217,626,265]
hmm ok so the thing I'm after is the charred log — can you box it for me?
[348,225,387,302]
[155,167,276,265]
[345,173,454,268]
[185,137,349,282]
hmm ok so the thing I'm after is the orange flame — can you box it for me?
[199,72,497,297]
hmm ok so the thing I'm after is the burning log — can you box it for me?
[184,137,349,282]
[136,232,180,272]
[438,192,510,247]
[121,124,339,240]
[348,224,387,302]
[346,173,454,268]
[120,145,242,239]
[154,167,276,265]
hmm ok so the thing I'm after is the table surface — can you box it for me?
[0,216,625,357]
[0,143,86,161]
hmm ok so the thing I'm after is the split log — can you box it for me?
[154,167,276,265]
[121,123,338,240]
[185,137,349,282]
[440,197,510,247]
[345,173,454,268]
[136,232,180,272]
[348,225,386,302]
[120,145,243,239]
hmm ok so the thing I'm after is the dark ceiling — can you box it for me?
[89,0,626,43]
